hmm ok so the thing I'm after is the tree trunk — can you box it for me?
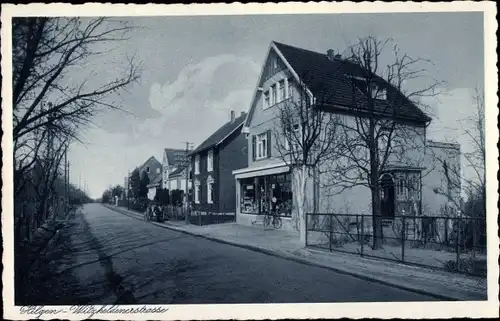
[371,186,384,250]
[293,165,309,247]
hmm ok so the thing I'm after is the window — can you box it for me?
[194,180,200,204]
[285,124,301,151]
[256,132,268,159]
[273,57,278,70]
[396,172,421,201]
[146,167,150,173]
[156,168,160,174]
[263,91,270,109]
[239,173,292,216]
[279,80,285,101]
[371,83,387,100]
[194,155,200,174]
[271,84,277,105]
[207,150,213,172]
[207,176,214,204]
[287,78,293,98]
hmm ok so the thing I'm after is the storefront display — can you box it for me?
[240,173,292,217]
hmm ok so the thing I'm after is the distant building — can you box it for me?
[189,110,248,214]
[161,148,190,190]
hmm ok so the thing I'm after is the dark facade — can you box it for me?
[138,156,162,182]
[190,112,248,214]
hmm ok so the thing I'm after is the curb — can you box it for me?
[106,204,465,301]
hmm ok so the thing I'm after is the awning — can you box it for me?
[233,162,290,179]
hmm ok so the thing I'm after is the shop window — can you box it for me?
[239,173,292,217]
[240,178,258,213]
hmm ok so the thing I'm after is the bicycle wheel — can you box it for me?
[263,215,271,228]
[273,216,282,229]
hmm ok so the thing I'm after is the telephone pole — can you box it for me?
[182,141,194,224]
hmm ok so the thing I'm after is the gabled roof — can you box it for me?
[164,148,187,166]
[246,41,431,126]
[189,112,247,155]
[137,156,161,173]
[169,166,186,178]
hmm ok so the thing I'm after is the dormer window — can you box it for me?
[371,83,387,100]
[273,57,278,70]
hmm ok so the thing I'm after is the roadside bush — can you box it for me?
[171,189,184,206]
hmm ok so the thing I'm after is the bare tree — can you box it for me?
[273,75,342,245]
[431,87,485,216]
[323,37,441,249]
[12,17,141,181]
[12,17,141,247]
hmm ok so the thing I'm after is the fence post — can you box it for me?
[360,214,364,257]
[401,216,405,263]
[329,215,333,252]
[198,211,201,226]
[456,216,461,272]
[305,213,308,247]
[472,218,476,273]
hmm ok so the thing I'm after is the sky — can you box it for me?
[64,12,485,199]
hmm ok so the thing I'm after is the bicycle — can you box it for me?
[263,210,282,229]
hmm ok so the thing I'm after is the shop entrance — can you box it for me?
[240,172,293,217]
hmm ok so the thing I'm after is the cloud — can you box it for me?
[71,54,260,197]
[142,53,260,142]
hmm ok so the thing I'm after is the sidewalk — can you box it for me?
[106,204,487,301]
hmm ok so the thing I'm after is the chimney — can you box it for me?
[230,110,235,122]
[240,111,246,117]
[326,49,335,61]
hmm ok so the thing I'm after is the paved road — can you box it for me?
[21,203,438,305]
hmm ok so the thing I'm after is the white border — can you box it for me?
[2,2,498,320]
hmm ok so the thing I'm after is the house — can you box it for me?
[146,173,162,201]
[126,156,162,200]
[161,148,190,190]
[167,166,192,193]
[189,110,248,214]
[232,41,461,233]
[137,156,162,182]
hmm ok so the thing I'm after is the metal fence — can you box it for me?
[305,213,487,277]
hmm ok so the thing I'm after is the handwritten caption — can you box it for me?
[20,305,169,319]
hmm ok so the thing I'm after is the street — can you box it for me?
[20,203,438,305]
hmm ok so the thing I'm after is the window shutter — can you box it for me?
[252,135,256,161]
[267,130,272,158]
